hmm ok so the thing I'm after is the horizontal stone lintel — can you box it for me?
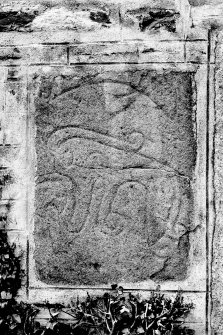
[0,45,68,65]
[0,41,208,65]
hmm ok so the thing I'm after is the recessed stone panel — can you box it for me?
[33,67,196,285]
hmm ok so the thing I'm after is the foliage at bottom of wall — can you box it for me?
[0,231,195,335]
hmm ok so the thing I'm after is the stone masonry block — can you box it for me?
[211,48,223,334]
[3,81,27,146]
[138,41,185,63]
[214,34,223,65]
[30,65,197,286]
[0,67,29,233]
[186,41,207,63]
[69,43,138,64]
[69,41,185,64]
[0,45,67,65]
[0,0,120,32]
[121,7,179,33]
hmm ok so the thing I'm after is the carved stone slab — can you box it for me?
[33,66,196,285]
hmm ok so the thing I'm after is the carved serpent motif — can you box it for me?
[36,127,191,262]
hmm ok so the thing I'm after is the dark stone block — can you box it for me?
[34,67,196,285]
[188,0,208,5]
[0,11,36,32]
[122,8,179,33]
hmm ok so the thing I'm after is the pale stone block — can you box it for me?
[186,41,207,63]
[138,41,185,63]
[121,6,179,34]
[29,45,67,64]
[0,28,122,46]
[0,45,67,65]
[69,43,138,64]
[211,48,223,334]
[0,75,6,146]
[189,0,223,5]
[3,81,27,145]
[213,33,223,65]
[191,3,223,29]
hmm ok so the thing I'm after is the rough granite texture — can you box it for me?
[212,55,223,334]
[33,67,196,285]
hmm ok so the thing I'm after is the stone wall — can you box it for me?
[0,0,221,334]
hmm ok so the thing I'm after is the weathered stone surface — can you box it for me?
[3,73,27,146]
[69,43,138,64]
[32,66,196,285]
[31,7,116,32]
[189,0,208,5]
[0,0,177,11]
[189,0,222,5]
[0,10,37,32]
[6,230,27,300]
[0,46,67,65]
[0,1,208,44]
[0,66,30,235]
[211,41,223,334]
[69,41,185,64]
[0,1,120,32]
[0,0,207,42]
[0,1,217,331]
[191,4,223,29]
[186,41,207,63]
[121,8,179,33]
[138,41,184,63]
[0,0,180,35]
[0,69,6,146]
